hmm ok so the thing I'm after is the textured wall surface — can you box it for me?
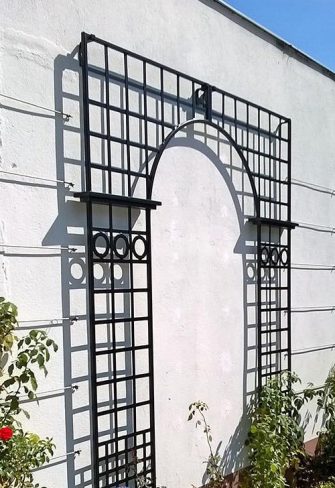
[1,1,335,487]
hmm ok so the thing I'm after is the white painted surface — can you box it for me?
[0,1,335,487]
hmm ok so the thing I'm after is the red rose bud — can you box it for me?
[0,427,13,442]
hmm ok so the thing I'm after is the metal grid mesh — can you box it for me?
[78,32,293,487]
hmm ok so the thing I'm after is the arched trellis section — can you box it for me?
[75,32,297,488]
[148,118,259,213]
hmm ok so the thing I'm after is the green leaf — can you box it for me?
[37,354,44,368]
[31,375,38,391]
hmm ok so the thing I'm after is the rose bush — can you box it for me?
[0,298,57,488]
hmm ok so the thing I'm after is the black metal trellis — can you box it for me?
[76,32,296,488]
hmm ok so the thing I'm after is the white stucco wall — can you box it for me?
[1,1,335,487]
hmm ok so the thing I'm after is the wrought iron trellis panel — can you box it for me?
[76,31,296,488]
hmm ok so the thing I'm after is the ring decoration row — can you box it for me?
[93,232,147,260]
[261,246,288,267]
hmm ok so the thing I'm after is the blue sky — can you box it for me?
[224,0,335,71]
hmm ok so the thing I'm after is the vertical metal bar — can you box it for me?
[104,46,112,195]
[128,206,137,483]
[80,32,99,487]
[279,120,282,223]
[257,222,262,390]
[234,99,237,147]
[176,75,180,126]
[277,118,282,375]
[160,68,165,143]
[88,203,99,487]
[268,113,273,376]
[110,207,119,486]
[81,32,92,193]
[257,108,261,215]
[146,208,157,487]
[221,94,225,128]
[143,431,147,481]
[125,435,129,484]
[256,106,262,389]
[104,54,118,480]
[124,54,131,197]
[205,84,212,121]
[143,62,149,192]
[191,81,195,118]
[287,120,292,374]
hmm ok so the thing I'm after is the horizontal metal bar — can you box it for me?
[74,191,161,209]
[292,262,335,270]
[94,316,149,325]
[96,372,150,386]
[92,226,148,236]
[89,129,159,153]
[243,146,288,164]
[97,399,150,417]
[251,171,289,184]
[48,450,81,462]
[261,306,288,312]
[296,221,335,232]
[95,344,149,356]
[260,264,288,270]
[94,288,148,294]
[296,383,328,395]
[290,177,335,195]
[0,244,77,252]
[260,242,288,249]
[260,327,289,333]
[289,305,335,313]
[18,316,78,324]
[261,348,288,356]
[98,428,151,447]
[93,258,148,264]
[0,385,78,405]
[90,162,147,179]
[260,286,288,290]
[249,217,298,229]
[0,170,74,188]
[261,369,289,378]
[291,343,335,355]
[0,93,72,121]
[89,97,175,130]
[259,196,288,206]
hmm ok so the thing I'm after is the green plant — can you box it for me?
[188,401,226,488]
[316,366,335,461]
[246,372,316,488]
[0,297,58,487]
[296,366,335,487]
[316,478,335,488]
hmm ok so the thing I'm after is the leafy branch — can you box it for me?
[188,401,226,488]
[0,297,58,487]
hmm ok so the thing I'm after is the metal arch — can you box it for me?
[148,118,260,216]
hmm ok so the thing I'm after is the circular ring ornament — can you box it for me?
[132,235,148,260]
[113,234,130,260]
[261,246,269,265]
[270,247,280,266]
[280,248,288,266]
[247,263,256,281]
[69,257,86,284]
[93,232,110,259]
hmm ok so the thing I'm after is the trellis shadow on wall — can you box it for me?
[44,34,292,488]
